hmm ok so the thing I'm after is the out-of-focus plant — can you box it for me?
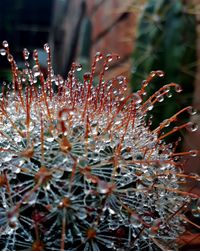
[131,0,197,127]
[0,41,199,251]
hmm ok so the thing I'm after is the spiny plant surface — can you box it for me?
[0,41,199,251]
[131,0,197,126]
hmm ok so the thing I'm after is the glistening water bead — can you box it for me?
[0,41,199,251]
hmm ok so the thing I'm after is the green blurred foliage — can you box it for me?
[131,0,197,127]
[0,69,12,91]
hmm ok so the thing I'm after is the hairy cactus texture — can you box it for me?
[131,0,197,126]
[0,41,199,251]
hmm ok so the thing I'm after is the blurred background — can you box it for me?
[0,0,200,247]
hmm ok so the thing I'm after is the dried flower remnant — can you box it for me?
[0,41,199,251]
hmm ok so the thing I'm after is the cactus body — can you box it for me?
[132,0,197,126]
[0,42,199,250]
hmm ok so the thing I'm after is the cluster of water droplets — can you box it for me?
[0,42,199,251]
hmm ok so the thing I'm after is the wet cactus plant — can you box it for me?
[0,41,199,251]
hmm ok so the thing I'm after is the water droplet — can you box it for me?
[3,154,12,162]
[46,136,54,142]
[163,85,170,93]
[147,104,153,111]
[76,64,82,71]
[0,49,6,56]
[22,76,26,82]
[132,93,142,104]
[8,215,19,230]
[44,43,50,53]
[175,84,182,93]
[108,207,115,215]
[117,76,125,85]
[2,40,9,48]
[150,71,156,77]
[95,52,103,62]
[105,65,109,71]
[83,72,91,81]
[191,208,200,218]
[162,119,170,127]
[189,150,198,157]
[116,54,120,60]
[187,122,198,132]
[7,54,13,62]
[76,208,87,220]
[187,106,197,116]
[108,221,119,230]
[130,215,142,228]
[33,65,40,77]
[106,53,113,62]
[23,48,30,60]
[78,157,88,167]
[98,180,109,194]
[13,166,20,173]
[156,70,164,77]
[105,241,115,249]
[28,192,37,205]
[157,94,164,102]
[167,92,172,98]
[52,169,64,178]
[33,49,38,60]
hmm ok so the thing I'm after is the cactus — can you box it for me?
[0,41,199,251]
[131,0,197,127]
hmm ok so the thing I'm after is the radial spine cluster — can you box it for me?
[0,41,199,251]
